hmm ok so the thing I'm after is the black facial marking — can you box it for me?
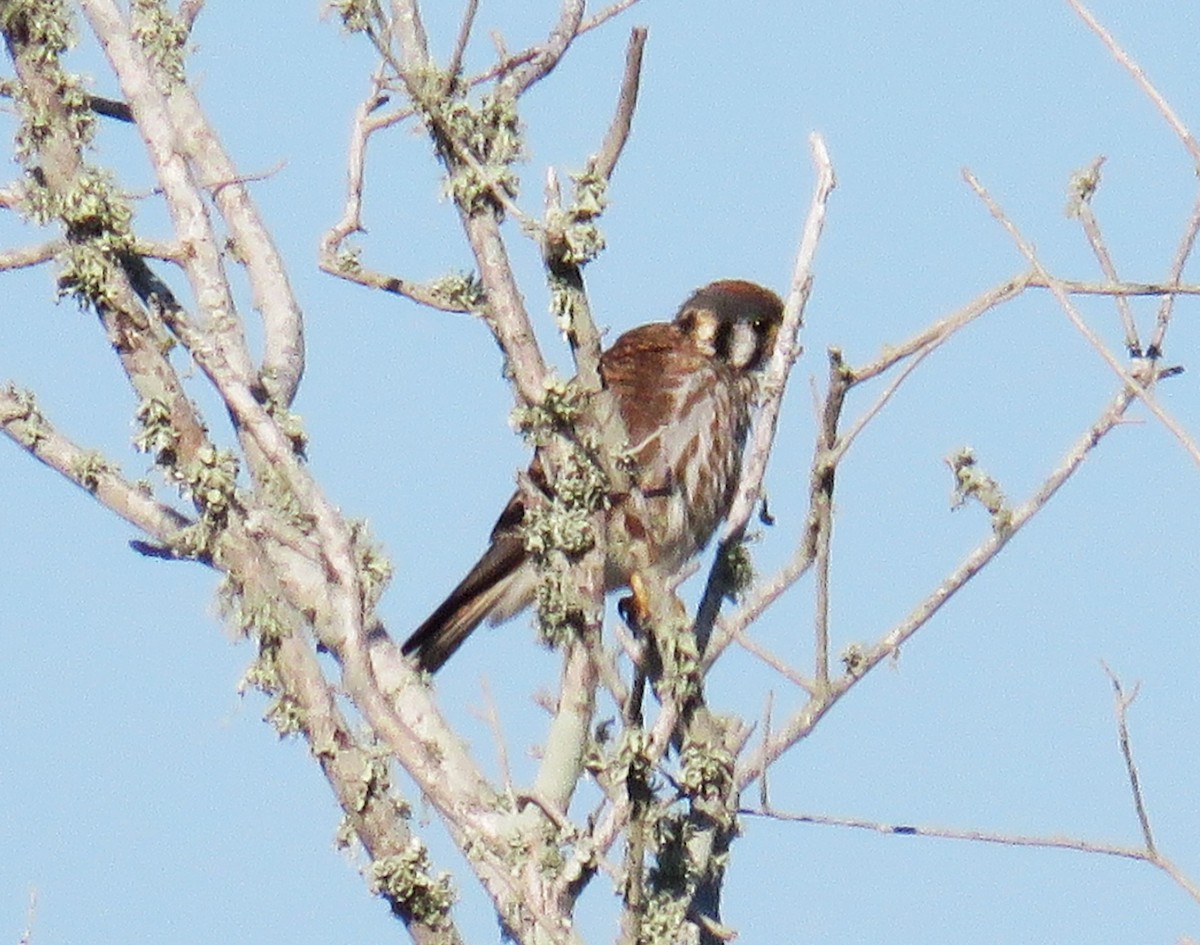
[713,318,733,361]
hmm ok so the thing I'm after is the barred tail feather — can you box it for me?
[401,536,532,672]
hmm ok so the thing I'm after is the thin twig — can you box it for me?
[368,0,647,130]
[964,168,1200,468]
[1069,156,1140,353]
[706,548,815,667]
[743,807,1149,857]
[87,94,133,121]
[731,625,817,695]
[203,158,288,194]
[727,133,836,539]
[1066,0,1200,168]
[743,805,1200,907]
[581,0,644,33]
[0,240,60,271]
[736,384,1140,788]
[0,183,26,210]
[515,790,577,837]
[1149,188,1200,356]
[322,65,387,251]
[511,0,585,96]
[539,25,645,387]
[1030,276,1200,296]
[0,386,194,539]
[1101,664,1155,854]
[319,68,479,313]
[693,133,836,655]
[852,274,1030,385]
[19,887,36,945]
[758,691,774,811]
[835,343,934,462]
[592,27,648,181]
[478,676,515,797]
[810,349,854,688]
[446,0,480,83]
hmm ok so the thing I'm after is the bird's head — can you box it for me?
[673,279,783,372]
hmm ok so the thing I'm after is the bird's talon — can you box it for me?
[618,572,653,634]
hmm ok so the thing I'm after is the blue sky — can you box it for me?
[3,1,1199,942]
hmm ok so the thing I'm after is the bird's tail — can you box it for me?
[401,535,532,672]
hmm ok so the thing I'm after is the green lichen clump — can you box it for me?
[532,568,588,649]
[266,401,309,457]
[426,269,485,312]
[224,585,304,737]
[54,168,136,307]
[947,446,1012,534]
[181,445,239,522]
[0,0,73,68]
[409,68,524,217]
[610,726,652,786]
[654,617,702,704]
[130,0,188,86]
[510,378,610,648]
[1065,156,1104,218]
[840,641,866,676]
[333,244,362,274]
[638,814,702,945]
[3,0,94,163]
[133,396,179,465]
[70,450,114,492]
[636,889,692,945]
[510,376,585,444]
[168,445,240,559]
[519,453,602,559]
[370,840,456,928]
[328,0,374,34]
[678,736,734,810]
[262,691,305,737]
[559,167,608,266]
[2,0,142,312]
[2,385,50,449]
[350,519,393,612]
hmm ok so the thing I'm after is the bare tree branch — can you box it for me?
[0,240,61,270]
[1031,275,1200,296]
[1066,0,1200,168]
[593,27,648,181]
[510,0,585,95]
[742,805,1200,908]
[0,385,192,539]
[80,0,258,386]
[745,664,1200,909]
[736,382,1139,789]
[693,133,836,655]
[1150,188,1200,357]
[446,0,480,83]
[964,167,1200,468]
[1067,155,1141,353]
[3,4,210,472]
[128,6,308,405]
[1101,664,1156,854]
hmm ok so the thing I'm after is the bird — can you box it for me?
[402,279,784,672]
